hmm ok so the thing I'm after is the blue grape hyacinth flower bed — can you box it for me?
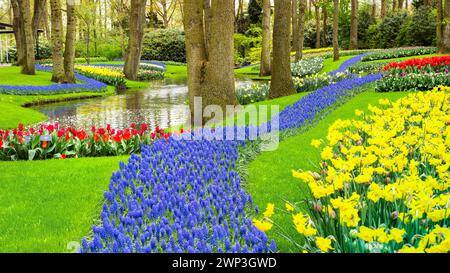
[0,64,107,95]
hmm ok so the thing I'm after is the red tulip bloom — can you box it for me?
[123,130,132,140]
[103,134,110,142]
[0,139,3,149]
[77,130,88,140]
[141,123,148,131]
[65,132,71,141]
[91,126,96,133]
[94,134,100,142]
[113,135,122,143]
[47,124,55,133]
[98,128,106,135]
[18,123,24,131]
[106,124,111,132]
[60,154,67,160]
[58,129,65,138]
[29,128,35,134]
[42,141,48,149]
[131,123,136,129]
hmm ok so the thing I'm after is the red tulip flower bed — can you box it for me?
[0,122,171,161]
[383,56,450,72]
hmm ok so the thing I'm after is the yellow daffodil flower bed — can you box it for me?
[254,87,450,253]
[75,65,126,88]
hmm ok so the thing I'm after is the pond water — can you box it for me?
[32,78,256,130]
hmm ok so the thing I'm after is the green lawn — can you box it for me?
[0,156,129,253]
[246,87,412,252]
[321,55,355,73]
[0,66,55,86]
[0,102,47,129]
[234,65,271,81]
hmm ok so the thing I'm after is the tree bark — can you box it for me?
[292,0,299,52]
[295,0,306,62]
[349,0,358,50]
[11,0,24,66]
[442,0,450,53]
[270,0,295,99]
[322,6,327,47]
[381,0,386,18]
[260,0,272,76]
[201,0,236,110]
[437,0,444,53]
[19,0,36,75]
[32,0,47,41]
[64,2,77,83]
[371,0,376,18]
[314,2,320,48]
[124,0,147,80]
[203,0,212,57]
[398,0,403,10]
[333,0,339,61]
[392,0,397,13]
[50,0,64,82]
[183,0,236,122]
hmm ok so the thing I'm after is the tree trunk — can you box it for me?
[19,0,36,75]
[183,0,206,117]
[270,0,294,99]
[64,2,77,83]
[11,0,24,66]
[349,0,358,50]
[371,0,376,18]
[443,0,450,53]
[292,0,299,52]
[437,0,444,53]
[295,0,306,62]
[398,0,403,10]
[260,0,272,76]
[322,6,327,47]
[381,0,386,18]
[50,0,64,82]
[204,0,212,58]
[124,0,147,80]
[333,0,339,61]
[314,3,320,48]
[392,0,397,13]
[201,0,236,112]
[32,0,47,41]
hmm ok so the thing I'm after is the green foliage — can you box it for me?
[8,40,52,62]
[361,47,437,62]
[234,25,263,65]
[248,0,262,25]
[348,61,388,74]
[375,12,409,48]
[142,29,186,63]
[403,6,436,46]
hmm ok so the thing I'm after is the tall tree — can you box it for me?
[292,0,299,52]
[381,0,386,18]
[371,0,376,17]
[11,0,24,66]
[183,0,236,122]
[64,1,77,83]
[437,0,444,52]
[349,0,358,49]
[332,0,339,61]
[295,0,306,62]
[398,0,404,9]
[442,0,450,53]
[19,0,36,75]
[124,0,147,80]
[260,0,272,76]
[32,0,47,41]
[49,0,64,82]
[270,0,295,99]
[322,3,327,47]
[392,0,397,12]
[313,0,320,48]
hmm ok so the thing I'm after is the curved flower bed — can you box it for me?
[376,56,450,92]
[81,71,383,253]
[0,122,169,161]
[328,54,368,76]
[361,47,436,62]
[0,65,107,95]
[269,89,450,253]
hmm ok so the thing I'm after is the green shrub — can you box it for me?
[141,29,186,63]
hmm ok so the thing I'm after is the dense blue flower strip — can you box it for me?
[275,73,382,131]
[82,140,274,253]
[0,64,107,95]
[328,53,368,76]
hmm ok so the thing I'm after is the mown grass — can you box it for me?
[0,156,129,253]
[245,87,412,253]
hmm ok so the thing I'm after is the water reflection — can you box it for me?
[33,78,256,130]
